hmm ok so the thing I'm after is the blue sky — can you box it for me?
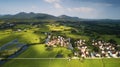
[0,0,120,19]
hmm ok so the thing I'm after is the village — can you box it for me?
[45,33,120,58]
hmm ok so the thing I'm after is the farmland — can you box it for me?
[0,12,120,67]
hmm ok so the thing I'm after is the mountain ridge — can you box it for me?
[0,12,81,21]
[0,12,120,21]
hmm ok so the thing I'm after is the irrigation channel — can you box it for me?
[0,39,28,64]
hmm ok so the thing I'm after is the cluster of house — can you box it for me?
[45,35,72,49]
[74,39,120,58]
[91,40,120,58]
[74,39,90,58]
[45,34,120,58]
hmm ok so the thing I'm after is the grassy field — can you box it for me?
[0,28,46,47]
[17,45,72,58]
[1,58,120,67]
[1,44,120,67]
[0,29,21,47]
[1,24,120,67]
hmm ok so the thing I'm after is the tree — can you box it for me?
[108,39,117,44]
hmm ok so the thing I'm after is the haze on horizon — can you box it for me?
[0,0,120,19]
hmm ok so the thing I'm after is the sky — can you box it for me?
[0,0,120,19]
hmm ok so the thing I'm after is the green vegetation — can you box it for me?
[0,14,120,67]
[2,58,120,67]
[18,45,72,58]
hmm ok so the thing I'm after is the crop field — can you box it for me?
[1,44,120,67]
[0,23,120,67]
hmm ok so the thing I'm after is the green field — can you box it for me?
[17,45,72,58]
[1,24,120,67]
[1,44,120,67]
[2,58,120,67]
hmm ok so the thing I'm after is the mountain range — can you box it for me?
[0,12,120,22]
[0,12,81,21]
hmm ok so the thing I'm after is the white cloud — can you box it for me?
[54,3,63,8]
[44,0,60,3]
[44,0,63,9]
[67,7,94,13]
